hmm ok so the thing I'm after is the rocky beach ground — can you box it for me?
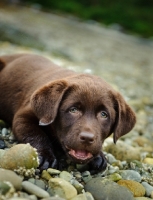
[0,4,153,200]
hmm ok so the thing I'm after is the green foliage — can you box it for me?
[26,0,153,38]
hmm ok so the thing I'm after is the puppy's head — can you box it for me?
[31,74,136,164]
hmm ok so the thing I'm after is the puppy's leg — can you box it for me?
[88,151,107,174]
[13,108,57,170]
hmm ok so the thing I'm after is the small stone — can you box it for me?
[0,140,5,149]
[0,149,5,159]
[47,168,61,175]
[143,158,153,165]
[48,178,77,199]
[107,173,122,182]
[0,144,39,174]
[134,137,152,147]
[71,193,87,200]
[117,180,145,197]
[2,128,8,136]
[141,182,153,197]
[16,191,30,198]
[112,160,123,169]
[134,198,151,200]
[35,179,46,190]
[29,195,38,200]
[119,170,142,182]
[59,171,73,182]
[22,181,50,198]
[104,140,141,161]
[42,197,65,200]
[82,171,92,183]
[0,181,12,195]
[0,168,23,190]
[82,171,90,177]
[106,153,117,164]
[73,172,82,181]
[41,170,52,181]
[85,192,94,200]
[108,165,119,174]
[150,191,153,198]
[8,198,29,200]
[28,178,35,184]
[9,134,16,142]
[71,179,84,193]
[85,178,134,200]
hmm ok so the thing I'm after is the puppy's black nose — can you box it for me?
[80,132,94,144]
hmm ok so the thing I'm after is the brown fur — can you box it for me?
[0,54,136,172]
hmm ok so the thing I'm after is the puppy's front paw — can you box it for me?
[88,152,107,174]
[38,151,58,171]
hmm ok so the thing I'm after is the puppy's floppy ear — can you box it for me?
[30,80,68,126]
[113,92,136,143]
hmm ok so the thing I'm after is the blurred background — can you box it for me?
[0,0,153,139]
[1,0,153,38]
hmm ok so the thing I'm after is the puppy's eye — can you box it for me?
[69,107,79,113]
[100,111,108,118]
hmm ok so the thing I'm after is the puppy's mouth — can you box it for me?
[66,147,93,163]
[69,149,93,160]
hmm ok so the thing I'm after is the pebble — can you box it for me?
[71,193,87,200]
[141,182,153,197]
[108,165,119,174]
[81,171,92,183]
[47,168,61,175]
[104,140,141,161]
[85,177,134,200]
[2,128,8,136]
[9,198,30,200]
[133,137,152,148]
[41,170,52,181]
[106,153,117,164]
[0,181,12,195]
[42,197,65,200]
[73,172,82,181]
[85,192,95,200]
[107,173,122,182]
[48,178,77,199]
[0,144,39,173]
[143,158,153,165]
[70,192,95,200]
[21,181,50,198]
[0,168,23,190]
[71,179,84,193]
[117,180,145,197]
[0,140,5,149]
[28,178,46,190]
[119,170,142,182]
[9,134,16,142]
[134,198,152,200]
[59,171,73,182]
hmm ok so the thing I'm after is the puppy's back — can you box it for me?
[0,54,75,123]
[0,54,28,71]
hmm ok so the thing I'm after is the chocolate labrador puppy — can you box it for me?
[0,54,136,172]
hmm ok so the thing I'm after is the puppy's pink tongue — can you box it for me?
[69,149,93,160]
